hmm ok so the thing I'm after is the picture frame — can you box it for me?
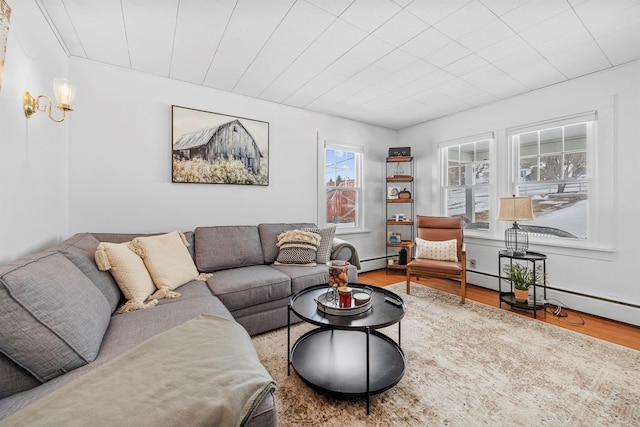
[388,146,411,157]
[171,105,269,185]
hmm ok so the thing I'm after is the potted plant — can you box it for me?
[502,263,544,303]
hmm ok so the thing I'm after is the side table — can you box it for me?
[498,250,547,318]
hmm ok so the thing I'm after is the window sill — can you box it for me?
[335,228,371,238]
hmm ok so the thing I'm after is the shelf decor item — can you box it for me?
[398,188,411,199]
[496,195,534,256]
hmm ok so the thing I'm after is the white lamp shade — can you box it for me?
[496,196,534,222]
[53,78,76,107]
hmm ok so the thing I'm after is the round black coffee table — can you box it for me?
[287,283,406,414]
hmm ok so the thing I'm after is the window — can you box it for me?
[323,142,363,230]
[511,120,592,240]
[442,138,492,231]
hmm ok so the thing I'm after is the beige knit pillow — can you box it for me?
[415,238,459,262]
[128,231,211,299]
[95,242,158,313]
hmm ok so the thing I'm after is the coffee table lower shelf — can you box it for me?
[290,328,405,408]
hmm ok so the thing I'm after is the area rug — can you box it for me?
[251,282,640,426]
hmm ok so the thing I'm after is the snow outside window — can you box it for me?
[442,138,492,232]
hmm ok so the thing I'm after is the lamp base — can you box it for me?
[505,223,529,255]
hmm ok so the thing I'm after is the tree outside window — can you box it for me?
[443,139,492,231]
[513,122,590,239]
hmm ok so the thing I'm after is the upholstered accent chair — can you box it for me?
[406,215,466,303]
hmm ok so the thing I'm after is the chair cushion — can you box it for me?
[0,253,111,382]
[407,258,463,275]
[415,237,458,261]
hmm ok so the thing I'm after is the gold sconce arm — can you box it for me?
[23,79,76,123]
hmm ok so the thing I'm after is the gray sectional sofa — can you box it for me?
[0,223,358,426]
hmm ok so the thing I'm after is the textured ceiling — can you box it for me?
[37,0,640,129]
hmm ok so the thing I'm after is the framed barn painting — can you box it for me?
[172,105,269,185]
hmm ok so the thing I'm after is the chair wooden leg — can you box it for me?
[460,273,467,304]
[405,268,411,295]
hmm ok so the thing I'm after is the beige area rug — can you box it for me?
[251,282,640,426]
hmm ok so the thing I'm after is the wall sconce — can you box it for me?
[23,78,76,123]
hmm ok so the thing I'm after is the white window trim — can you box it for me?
[317,136,365,234]
[438,132,495,237]
[507,112,596,244]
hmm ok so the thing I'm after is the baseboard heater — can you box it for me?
[467,269,640,310]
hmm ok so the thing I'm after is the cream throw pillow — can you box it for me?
[95,242,158,314]
[415,238,459,262]
[128,231,211,299]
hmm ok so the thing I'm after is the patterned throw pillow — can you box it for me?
[303,225,336,264]
[274,229,322,266]
[415,238,459,262]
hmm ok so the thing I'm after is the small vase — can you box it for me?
[514,289,529,303]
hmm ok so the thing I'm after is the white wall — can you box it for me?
[0,1,69,263]
[398,61,640,326]
[67,58,395,264]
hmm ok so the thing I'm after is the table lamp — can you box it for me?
[497,195,534,255]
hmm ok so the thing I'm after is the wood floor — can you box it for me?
[359,269,640,351]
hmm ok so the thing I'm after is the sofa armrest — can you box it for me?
[330,238,360,269]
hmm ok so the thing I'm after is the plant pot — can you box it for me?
[514,289,529,303]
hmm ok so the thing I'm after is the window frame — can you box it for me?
[319,140,364,233]
[439,133,495,236]
[507,112,596,243]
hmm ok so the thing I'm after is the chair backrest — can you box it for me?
[416,215,464,260]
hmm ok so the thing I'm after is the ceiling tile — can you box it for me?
[347,35,396,63]
[492,47,543,73]
[399,28,452,58]
[546,39,612,78]
[445,54,489,77]
[339,0,402,32]
[61,0,130,66]
[374,49,418,73]
[122,0,179,76]
[37,0,86,57]
[170,0,235,84]
[478,0,528,17]
[434,1,497,40]
[500,0,572,33]
[572,0,640,37]
[508,58,567,90]
[460,64,529,98]
[477,35,531,63]
[455,19,515,52]
[373,10,430,47]
[406,0,474,26]
[596,23,640,65]
[425,41,471,68]
[304,0,354,17]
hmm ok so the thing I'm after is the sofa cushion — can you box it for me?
[129,231,206,296]
[0,353,40,399]
[269,263,358,294]
[59,233,122,313]
[274,229,321,266]
[303,225,336,264]
[195,226,264,272]
[206,265,291,312]
[95,242,158,313]
[258,223,316,264]
[0,253,111,382]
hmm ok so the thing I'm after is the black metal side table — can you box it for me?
[287,283,406,415]
[498,250,547,318]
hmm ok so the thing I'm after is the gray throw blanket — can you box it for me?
[1,314,275,427]
[331,238,361,269]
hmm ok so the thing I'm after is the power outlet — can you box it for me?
[469,259,476,269]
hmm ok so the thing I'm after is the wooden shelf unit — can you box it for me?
[386,155,414,271]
